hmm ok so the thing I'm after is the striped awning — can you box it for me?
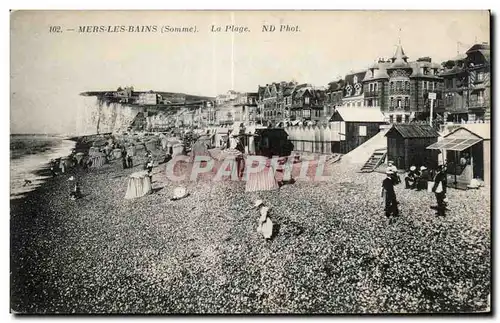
[426,138,482,151]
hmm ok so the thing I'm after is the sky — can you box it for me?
[10,10,489,134]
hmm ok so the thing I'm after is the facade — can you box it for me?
[290,84,326,124]
[258,81,298,126]
[440,43,490,123]
[362,43,444,124]
[324,79,345,117]
[342,71,366,108]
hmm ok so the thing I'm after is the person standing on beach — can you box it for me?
[381,169,399,221]
[432,164,448,217]
[121,151,128,169]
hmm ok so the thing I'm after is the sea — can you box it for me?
[10,134,76,200]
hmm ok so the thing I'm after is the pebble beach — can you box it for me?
[10,144,491,314]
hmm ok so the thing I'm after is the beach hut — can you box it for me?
[253,128,293,157]
[385,124,440,171]
[330,107,386,154]
[426,123,490,187]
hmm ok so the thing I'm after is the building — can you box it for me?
[440,42,490,123]
[342,71,366,108]
[385,124,440,170]
[290,84,326,124]
[324,78,345,117]
[233,92,259,123]
[329,107,386,154]
[257,81,297,126]
[362,42,444,124]
[137,91,159,105]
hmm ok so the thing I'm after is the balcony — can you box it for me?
[364,91,381,97]
[388,105,411,112]
[390,88,411,96]
[469,98,489,109]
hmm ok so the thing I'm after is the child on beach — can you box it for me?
[69,177,82,200]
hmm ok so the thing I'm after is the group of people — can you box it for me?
[381,160,449,221]
[404,165,430,190]
[121,148,134,169]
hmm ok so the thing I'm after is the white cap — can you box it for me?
[253,199,264,208]
[410,166,416,171]
[420,166,427,170]
[386,169,393,175]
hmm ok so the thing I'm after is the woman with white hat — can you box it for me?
[417,166,429,191]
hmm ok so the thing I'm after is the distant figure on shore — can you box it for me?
[50,159,58,177]
[381,169,399,222]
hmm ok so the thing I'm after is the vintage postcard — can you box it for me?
[10,10,491,314]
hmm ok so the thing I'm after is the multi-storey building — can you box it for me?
[342,71,366,108]
[441,42,490,123]
[324,78,345,117]
[257,81,297,126]
[290,84,326,123]
[362,42,444,124]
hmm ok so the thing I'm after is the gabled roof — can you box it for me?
[447,123,490,140]
[385,124,439,138]
[331,107,385,122]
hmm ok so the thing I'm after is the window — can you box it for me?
[404,97,409,109]
[404,115,409,123]
[405,81,410,91]
[369,83,373,92]
[423,81,428,90]
[390,82,395,92]
[397,98,402,108]
[390,97,394,108]
[303,109,311,118]
[389,115,394,123]
[359,126,367,137]
[353,76,358,84]
[355,83,362,95]
[357,102,361,107]
[396,115,402,123]
[477,72,485,81]
[396,81,402,91]
[304,97,310,104]
[374,83,378,91]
